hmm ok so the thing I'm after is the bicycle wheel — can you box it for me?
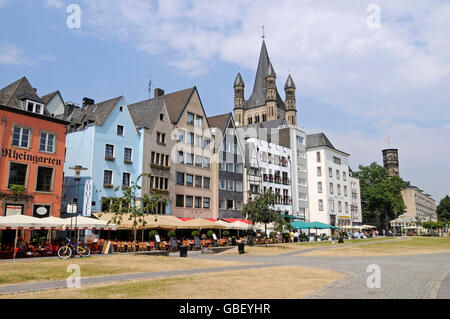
[57,246,72,259]
[77,245,91,257]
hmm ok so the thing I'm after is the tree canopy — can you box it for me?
[354,162,406,229]
[436,195,450,222]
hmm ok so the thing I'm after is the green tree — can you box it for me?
[355,163,406,231]
[436,195,450,222]
[242,192,281,247]
[108,174,166,255]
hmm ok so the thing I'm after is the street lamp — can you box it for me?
[69,165,88,242]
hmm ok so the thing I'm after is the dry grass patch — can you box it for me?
[5,266,347,299]
[0,254,249,286]
[300,237,450,257]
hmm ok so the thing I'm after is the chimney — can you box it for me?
[154,88,165,98]
[82,97,95,108]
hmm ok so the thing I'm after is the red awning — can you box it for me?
[221,218,253,225]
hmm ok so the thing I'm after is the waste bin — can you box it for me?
[179,245,188,257]
[338,236,344,244]
[238,242,245,254]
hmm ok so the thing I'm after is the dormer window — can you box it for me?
[26,100,44,115]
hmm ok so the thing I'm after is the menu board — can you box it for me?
[155,235,161,243]
[212,233,217,240]
[171,237,177,249]
[194,236,201,248]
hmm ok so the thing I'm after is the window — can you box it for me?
[35,167,53,192]
[195,156,202,167]
[338,201,342,212]
[227,200,234,210]
[235,201,243,210]
[186,196,193,208]
[186,153,194,165]
[236,163,243,173]
[195,176,202,188]
[344,185,348,196]
[195,135,202,146]
[177,173,185,185]
[39,132,55,153]
[103,170,113,186]
[343,172,347,181]
[345,202,349,213]
[187,112,194,124]
[227,180,235,191]
[178,151,184,164]
[203,198,210,209]
[122,173,131,187]
[203,157,210,168]
[195,197,202,208]
[26,101,44,115]
[236,181,243,192]
[124,148,132,162]
[160,113,164,121]
[186,174,193,187]
[330,183,334,194]
[316,152,321,163]
[105,144,114,159]
[176,195,184,207]
[195,115,203,127]
[219,200,226,209]
[318,182,323,193]
[8,163,27,188]
[12,126,30,148]
[333,156,342,165]
[177,130,185,142]
[329,167,333,178]
[227,163,234,172]
[337,184,341,195]
[117,125,124,136]
[317,167,322,177]
[219,179,226,190]
[336,170,340,180]
[203,177,210,189]
[187,133,194,145]
[157,132,166,144]
[296,136,304,144]
[319,199,324,211]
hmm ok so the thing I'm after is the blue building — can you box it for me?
[62,96,142,216]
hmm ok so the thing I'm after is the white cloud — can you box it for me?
[43,0,64,9]
[0,43,57,66]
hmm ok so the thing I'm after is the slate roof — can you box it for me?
[163,87,196,124]
[234,73,244,88]
[41,91,60,105]
[128,96,165,131]
[245,41,286,111]
[306,133,350,156]
[207,113,231,134]
[68,96,122,126]
[0,76,44,109]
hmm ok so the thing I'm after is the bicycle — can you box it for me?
[57,239,91,259]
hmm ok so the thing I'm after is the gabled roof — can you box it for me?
[41,90,61,105]
[68,96,123,126]
[207,113,231,134]
[128,96,165,131]
[306,133,350,156]
[163,87,196,124]
[245,40,286,111]
[0,76,44,109]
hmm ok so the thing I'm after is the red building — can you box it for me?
[0,77,68,242]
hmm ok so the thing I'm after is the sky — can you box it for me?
[0,0,449,203]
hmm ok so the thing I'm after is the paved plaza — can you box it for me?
[0,239,449,299]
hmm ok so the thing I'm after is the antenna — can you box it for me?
[148,74,153,99]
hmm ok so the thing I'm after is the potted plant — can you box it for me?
[149,230,159,241]
[231,236,237,246]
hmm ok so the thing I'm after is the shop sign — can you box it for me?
[1,148,61,166]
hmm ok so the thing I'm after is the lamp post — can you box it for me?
[69,165,88,242]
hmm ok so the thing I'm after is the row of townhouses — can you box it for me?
[0,40,363,232]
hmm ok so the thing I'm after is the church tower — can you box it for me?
[233,72,245,126]
[285,74,297,126]
[265,62,278,121]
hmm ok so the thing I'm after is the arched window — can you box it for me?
[248,117,252,124]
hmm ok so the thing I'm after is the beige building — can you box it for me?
[163,87,214,218]
[128,89,176,215]
[401,183,437,222]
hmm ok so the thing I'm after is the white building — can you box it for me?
[306,133,352,233]
[349,169,363,226]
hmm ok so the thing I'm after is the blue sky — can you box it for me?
[1,0,449,203]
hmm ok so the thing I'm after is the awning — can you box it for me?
[94,213,179,230]
[177,218,227,230]
[0,215,67,230]
[221,218,253,225]
[291,221,312,229]
[309,221,338,230]
[63,216,117,230]
[282,214,298,220]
